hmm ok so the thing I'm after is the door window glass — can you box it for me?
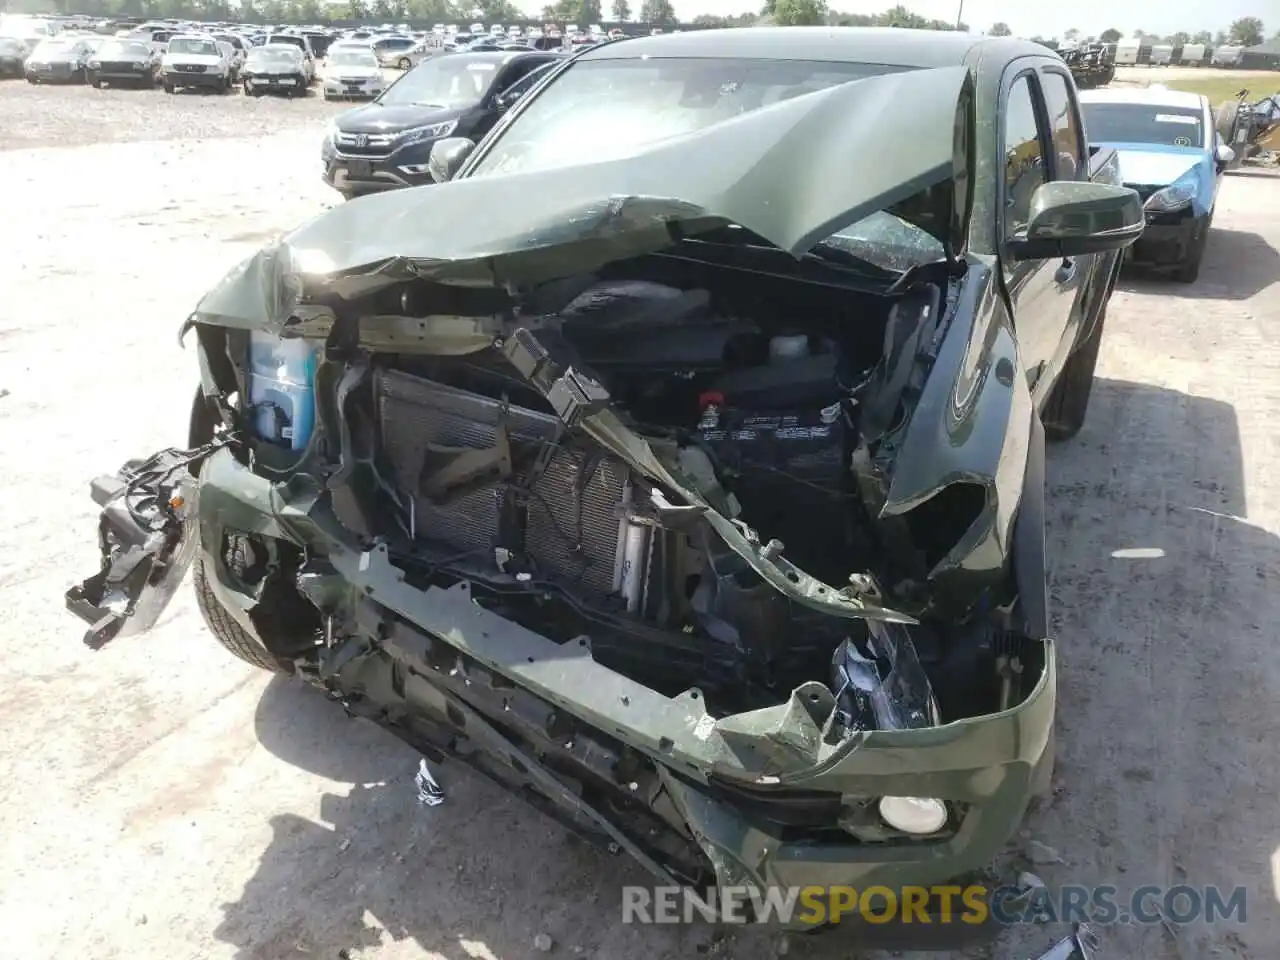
[1040,71,1083,180]
[1003,74,1047,238]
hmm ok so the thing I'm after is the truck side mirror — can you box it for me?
[428,137,476,183]
[1007,181,1144,260]
[1215,143,1235,169]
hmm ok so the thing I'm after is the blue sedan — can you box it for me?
[1080,86,1234,283]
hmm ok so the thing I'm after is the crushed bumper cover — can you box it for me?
[156,447,1057,928]
[1127,210,1206,267]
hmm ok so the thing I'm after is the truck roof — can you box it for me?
[1078,86,1206,110]
[577,26,1047,70]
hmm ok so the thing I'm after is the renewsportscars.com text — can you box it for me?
[621,883,1248,926]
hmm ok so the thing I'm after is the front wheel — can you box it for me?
[1175,214,1212,284]
[397,56,410,69]
[192,553,286,673]
[86,70,100,87]
[163,81,175,93]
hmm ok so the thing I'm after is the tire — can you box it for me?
[397,56,410,69]
[1043,291,1109,441]
[163,81,175,93]
[192,552,286,673]
[26,76,36,84]
[1175,215,1212,283]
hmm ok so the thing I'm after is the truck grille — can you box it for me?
[375,369,630,595]
[174,63,206,73]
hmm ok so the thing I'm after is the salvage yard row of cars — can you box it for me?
[67,25,1280,960]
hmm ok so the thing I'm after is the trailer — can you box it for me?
[1114,41,1141,65]
[1149,44,1174,66]
[1212,45,1243,66]
[1179,43,1208,66]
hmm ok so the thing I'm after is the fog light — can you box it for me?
[878,796,948,835]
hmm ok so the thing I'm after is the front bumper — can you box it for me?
[26,62,79,81]
[321,135,438,194]
[1126,207,1207,267]
[322,78,384,99]
[165,69,227,88]
[80,443,1056,925]
[94,64,155,81]
[243,73,305,93]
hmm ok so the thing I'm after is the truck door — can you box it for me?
[999,66,1087,404]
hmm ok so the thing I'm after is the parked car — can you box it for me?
[24,36,96,83]
[86,37,160,87]
[320,44,385,101]
[71,32,1137,958]
[240,43,307,97]
[210,32,248,79]
[1080,86,1228,282]
[372,34,425,69]
[0,36,27,76]
[321,51,563,198]
[264,32,315,81]
[161,34,233,93]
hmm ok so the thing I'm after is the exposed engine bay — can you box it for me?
[263,253,1033,728]
[69,247,1050,912]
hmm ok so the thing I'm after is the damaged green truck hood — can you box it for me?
[193,64,972,330]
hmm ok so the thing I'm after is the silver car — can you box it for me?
[372,34,425,70]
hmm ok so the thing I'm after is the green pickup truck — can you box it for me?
[70,27,1137,955]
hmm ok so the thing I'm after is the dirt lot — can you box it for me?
[0,78,1277,960]
[1111,65,1280,104]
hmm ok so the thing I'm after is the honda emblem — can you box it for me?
[354,134,369,148]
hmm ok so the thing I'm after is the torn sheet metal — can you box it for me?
[187,66,972,332]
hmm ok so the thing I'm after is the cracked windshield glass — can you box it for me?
[468,56,947,270]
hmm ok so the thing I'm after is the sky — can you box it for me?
[666,0,1270,39]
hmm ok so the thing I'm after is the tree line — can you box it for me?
[2,0,1272,49]
[986,17,1271,49]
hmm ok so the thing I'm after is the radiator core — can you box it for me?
[375,368,631,595]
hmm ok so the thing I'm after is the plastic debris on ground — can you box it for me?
[415,758,445,807]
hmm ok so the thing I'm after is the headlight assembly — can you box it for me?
[1143,178,1198,213]
[398,119,458,144]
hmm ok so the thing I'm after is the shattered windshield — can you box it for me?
[250,46,301,64]
[329,49,378,68]
[98,40,150,58]
[468,57,946,272]
[169,37,218,57]
[378,54,505,108]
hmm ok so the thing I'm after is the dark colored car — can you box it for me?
[71,28,1139,956]
[24,36,96,84]
[320,50,562,199]
[0,37,27,77]
[86,38,160,88]
[240,44,308,97]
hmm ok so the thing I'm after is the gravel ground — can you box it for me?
[1,86,1278,960]
[0,71,399,150]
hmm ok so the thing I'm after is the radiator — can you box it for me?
[375,368,631,595]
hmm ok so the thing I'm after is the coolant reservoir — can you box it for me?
[247,331,319,451]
